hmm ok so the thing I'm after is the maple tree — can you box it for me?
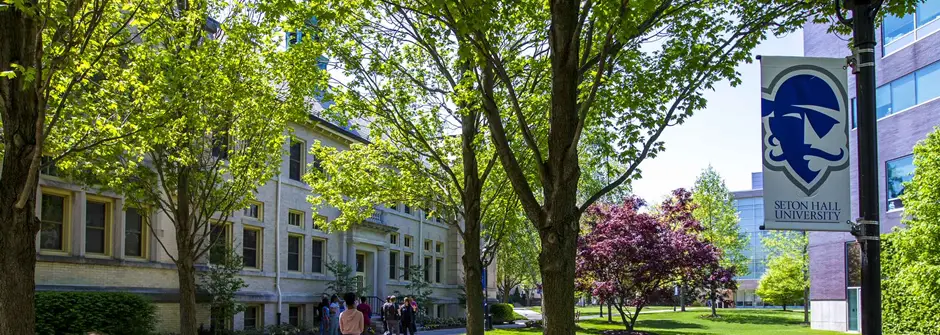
[577,190,718,331]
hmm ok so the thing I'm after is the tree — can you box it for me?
[881,127,940,334]
[395,265,434,320]
[326,258,366,296]
[0,1,163,331]
[576,192,718,331]
[72,2,322,333]
[497,221,541,304]
[755,254,804,311]
[201,245,248,334]
[692,166,747,317]
[316,2,828,333]
[304,4,527,335]
[761,231,808,320]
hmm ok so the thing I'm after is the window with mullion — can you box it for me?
[288,235,302,272]
[289,140,304,181]
[85,200,108,255]
[125,208,145,258]
[243,227,260,269]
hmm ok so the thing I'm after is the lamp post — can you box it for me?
[836,1,884,334]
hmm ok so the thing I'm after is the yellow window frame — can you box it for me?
[39,187,72,254]
[124,206,150,260]
[85,195,114,257]
[243,225,263,270]
[287,233,304,272]
[288,209,305,228]
[245,200,264,221]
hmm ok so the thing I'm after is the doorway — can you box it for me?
[847,287,860,332]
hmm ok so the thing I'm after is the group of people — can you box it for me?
[380,295,418,335]
[315,293,419,335]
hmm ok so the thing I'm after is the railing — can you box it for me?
[365,296,383,317]
[365,209,384,224]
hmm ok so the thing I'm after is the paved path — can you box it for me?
[514,308,543,321]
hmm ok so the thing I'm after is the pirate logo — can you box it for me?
[761,66,849,196]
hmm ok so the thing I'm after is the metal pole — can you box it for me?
[847,0,883,334]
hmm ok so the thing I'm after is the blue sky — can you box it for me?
[630,30,805,203]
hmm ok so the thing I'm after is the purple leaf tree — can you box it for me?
[577,190,719,332]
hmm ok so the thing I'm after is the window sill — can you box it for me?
[85,253,112,260]
[886,208,904,213]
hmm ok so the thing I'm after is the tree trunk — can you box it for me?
[460,109,485,335]
[177,257,199,335]
[783,304,787,311]
[710,288,717,317]
[803,287,809,324]
[175,170,198,335]
[607,302,612,322]
[0,7,44,335]
[537,213,579,335]
[679,284,686,312]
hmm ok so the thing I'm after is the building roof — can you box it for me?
[308,114,370,144]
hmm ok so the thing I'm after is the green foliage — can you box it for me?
[489,303,523,323]
[326,258,366,296]
[497,223,540,303]
[882,127,940,335]
[755,254,805,309]
[692,166,748,275]
[395,265,433,318]
[35,291,156,335]
[201,246,248,332]
[758,231,808,310]
[422,317,468,330]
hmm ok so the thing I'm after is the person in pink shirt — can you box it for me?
[339,293,365,335]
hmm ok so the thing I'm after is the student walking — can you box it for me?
[357,297,373,334]
[320,298,332,335]
[399,297,417,335]
[340,293,365,335]
[382,296,401,335]
[330,295,342,335]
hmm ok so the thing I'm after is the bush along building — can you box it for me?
[32,28,496,333]
[804,1,940,331]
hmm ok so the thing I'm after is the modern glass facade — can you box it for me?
[732,172,773,307]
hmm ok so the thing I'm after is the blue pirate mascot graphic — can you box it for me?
[761,65,849,196]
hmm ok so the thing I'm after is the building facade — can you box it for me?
[34,113,491,332]
[732,172,772,307]
[804,2,940,331]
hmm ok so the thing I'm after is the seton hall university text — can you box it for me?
[774,200,842,222]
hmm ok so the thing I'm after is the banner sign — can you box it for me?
[760,56,852,232]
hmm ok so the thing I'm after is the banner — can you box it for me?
[760,56,852,232]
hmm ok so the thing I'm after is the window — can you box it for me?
[125,208,146,258]
[209,223,230,265]
[404,235,413,248]
[314,215,327,230]
[404,205,411,214]
[244,305,262,330]
[85,198,111,255]
[435,242,443,253]
[390,251,399,280]
[211,131,229,159]
[435,258,443,283]
[424,256,432,282]
[40,156,59,176]
[847,241,862,287]
[424,240,432,251]
[869,60,940,121]
[356,253,365,273]
[244,201,263,221]
[288,234,303,272]
[289,140,305,181]
[243,227,262,269]
[40,192,69,251]
[390,233,399,245]
[288,210,304,228]
[404,253,413,280]
[288,304,304,327]
[437,305,446,318]
[886,154,915,211]
[883,0,940,54]
[311,239,325,273]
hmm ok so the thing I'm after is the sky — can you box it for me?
[630,30,805,203]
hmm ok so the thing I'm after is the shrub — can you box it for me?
[489,303,525,323]
[421,317,467,330]
[35,291,156,335]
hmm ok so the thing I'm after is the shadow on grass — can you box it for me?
[576,318,706,335]
[636,320,706,330]
[702,311,803,326]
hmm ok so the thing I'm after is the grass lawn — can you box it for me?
[490,309,843,335]
[526,305,701,318]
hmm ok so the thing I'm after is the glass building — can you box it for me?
[731,172,772,307]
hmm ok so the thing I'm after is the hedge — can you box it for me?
[882,234,940,335]
[36,291,156,335]
[489,303,525,323]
